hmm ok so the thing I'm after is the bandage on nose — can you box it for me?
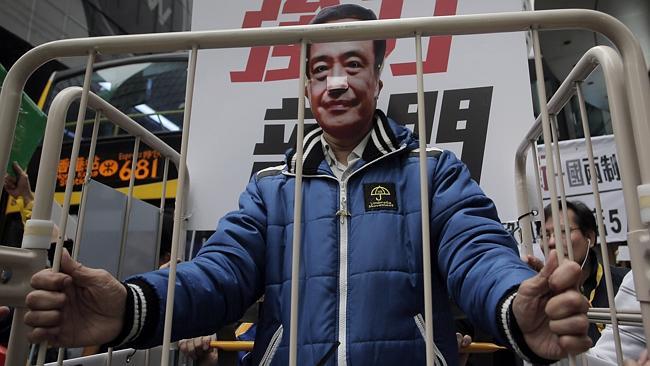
[327,76,349,91]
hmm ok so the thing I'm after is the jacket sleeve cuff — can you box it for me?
[497,291,556,365]
[105,279,159,349]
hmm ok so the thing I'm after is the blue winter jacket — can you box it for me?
[129,111,537,365]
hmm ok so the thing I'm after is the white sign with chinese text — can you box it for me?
[187,0,533,230]
[537,135,626,243]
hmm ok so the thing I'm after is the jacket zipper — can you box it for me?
[414,314,426,339]
[413,314,447,366]
[334,148,407,366]
[282,145,408,366]
[259,324,283,366]
[337,179,349,366]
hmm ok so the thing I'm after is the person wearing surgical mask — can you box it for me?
[533,200,630,344]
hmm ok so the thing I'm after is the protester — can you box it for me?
[525,200,629,344]
[3,161,34,224]
[23,4,590,365]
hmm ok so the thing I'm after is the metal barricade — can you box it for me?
[0,84,186,365]
[0,8,648,366]
[515,44,646,365]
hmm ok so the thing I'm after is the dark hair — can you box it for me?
[543,200,597,237]
[307,4,386,75]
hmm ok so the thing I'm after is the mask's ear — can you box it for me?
[375,79,383,99]
[305,80,312,108]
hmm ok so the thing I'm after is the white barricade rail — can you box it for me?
[0,8,648,366]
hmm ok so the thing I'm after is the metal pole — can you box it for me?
[154,157,170,268]
[106,136,140,366]
[35,50,96,366]
[53,110,102,366]
[161,45,198,366]
[531,31,567,263]
[549,116,575,261]
[116,137,140,280]
[515,148,535,256]
[531,28,577,366]
[576,84,624,365]
[415,33,435,366]
[71,112,102,261]
[531,142,549,257]
[288,39,307,366]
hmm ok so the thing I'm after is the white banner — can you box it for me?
[538,135,626,243]
[187,0,533,229]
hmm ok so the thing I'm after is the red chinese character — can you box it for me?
[230,0,457,82]
[389,0,457,76]
[231,0,339,82]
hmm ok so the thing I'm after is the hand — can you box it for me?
[456,333,472,366]
[179,334,219,366]
[25,249,127,347]
[159,258,181,270]
[513,250,591,360]
[522,254,544,272]
[4,162,33,203]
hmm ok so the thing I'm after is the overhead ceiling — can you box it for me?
[534,0,650,110]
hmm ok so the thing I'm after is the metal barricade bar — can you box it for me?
[531,29,569,262]
[53,112,103,366]
[159,45,198,366]
[288,40,307,366]
[531,143,549,257]
[576,82,624,365]
[530,27,578,366]
[415,32,436,366]
[550,115,576,261]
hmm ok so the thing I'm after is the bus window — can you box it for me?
[41,54,187,140]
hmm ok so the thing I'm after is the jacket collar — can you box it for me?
[286,110,405,175]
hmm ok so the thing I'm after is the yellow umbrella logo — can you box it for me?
[370,185,391,201]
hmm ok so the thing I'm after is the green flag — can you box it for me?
[0,64,47,176]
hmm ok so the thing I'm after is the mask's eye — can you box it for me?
[311,64,328,79]
[348,60,362,69]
